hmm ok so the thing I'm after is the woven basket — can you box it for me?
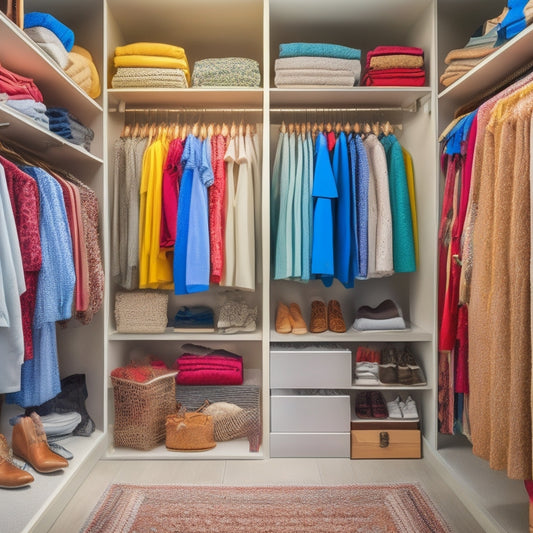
[111,372,177,450]
[114,290,168,333]
[165,412,216,451]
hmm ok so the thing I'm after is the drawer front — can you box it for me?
[270,432,350,457]
[350,429,421,459]
[270,350,352,388]
[271,395,350,432]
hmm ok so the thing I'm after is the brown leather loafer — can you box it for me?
[12,414,69,473]
[0,434,34,488]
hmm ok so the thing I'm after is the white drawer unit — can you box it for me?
[271,393,351,433]
[270,344,352,388]
[270,432,351,458]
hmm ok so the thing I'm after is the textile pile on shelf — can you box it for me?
[191,57,261,87]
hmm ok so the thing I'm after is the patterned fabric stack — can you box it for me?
[274,42,361,88]
[112,42,190,88]
[361,46,425,87]
[191,57,261,87]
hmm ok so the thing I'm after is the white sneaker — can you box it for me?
[387,396,403,419]
[400,395,419,419]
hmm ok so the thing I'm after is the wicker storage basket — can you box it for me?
[165,412,216,451]
[114,290,168,333]
[111,372,177,450]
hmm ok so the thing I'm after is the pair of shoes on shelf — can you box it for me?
[309,299,346,333]
[355,391,388,419]
[378,347,426,386]
[387,395,419,420]
[275,302,307,334]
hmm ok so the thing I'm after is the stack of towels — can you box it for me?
[46,107,94,151]
[361,46,425,86]
[191,57,261,87]
[352,299,407,331]
[23,12,100,99]
[112,42,190,88]
[0,63,48,126]
[274,42,361,88]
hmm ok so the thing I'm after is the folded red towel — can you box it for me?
[176,368,243,385]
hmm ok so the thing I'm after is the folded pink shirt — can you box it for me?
[0,64,43,102]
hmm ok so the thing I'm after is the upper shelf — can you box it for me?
[0,13,102,125]
[438,23,533,105]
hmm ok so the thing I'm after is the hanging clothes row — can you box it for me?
[438,70,533,481]
[0,141,104,407]
[111,120,261,294]
[271,120,418,288]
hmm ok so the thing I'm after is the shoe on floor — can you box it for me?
[288,303,307,334]
[327,300,346,333]
[275,302,292,334]
[309,299,327,333]
[0,434,34,489]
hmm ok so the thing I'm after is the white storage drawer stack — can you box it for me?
[269,345,351,457]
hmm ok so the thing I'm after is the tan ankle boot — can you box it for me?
[0,434,34,488]
[12,414,68,473]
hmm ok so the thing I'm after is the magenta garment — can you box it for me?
[0,156,41,361]
[175,352,243,385]
[209,133,227,284]
[0,64,43,102]
[362,68,426,86]
[160,137,185,248]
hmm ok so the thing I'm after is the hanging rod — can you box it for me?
[111,104,263,113]
[269,106,408,113]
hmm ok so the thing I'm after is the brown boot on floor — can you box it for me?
[275,302,292,334]
[328,300,346,333]
[12,414,69,473]
[0,434,34,488]
[288,303,307,334]
[309,299,327,333]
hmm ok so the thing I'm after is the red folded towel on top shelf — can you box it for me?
[175,350,243,386]
[362,45,425,87]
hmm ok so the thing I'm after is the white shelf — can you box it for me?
[108,328,263,342]
[269,87,431,109]
[108,88,264,110]
[0,103,103,171]
[350,382,431,390]
[269,324,432,343]
[105,437,264,460]
[0,13,102,125]
[438,24,533,106]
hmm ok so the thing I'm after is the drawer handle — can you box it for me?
[379,431,389,448]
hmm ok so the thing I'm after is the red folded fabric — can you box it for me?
[366,45,424,60]
[0,64,43,102]
[362,75,426,87]
[362,67,426,86]
[176,368,243,385]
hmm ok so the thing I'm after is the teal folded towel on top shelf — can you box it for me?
[279,42,361,60]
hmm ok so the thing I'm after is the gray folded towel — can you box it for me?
[24,26,69,69]
[275,56,361,78]
[275,69,355,87]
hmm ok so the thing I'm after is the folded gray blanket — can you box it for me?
[275,69,355,87]
[192,57,261,87]
[275,56,361,78]
[24,26,69,68]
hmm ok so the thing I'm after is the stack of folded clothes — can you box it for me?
[217,297,257,334]
[112,42,190,88]
[274,42,361,88]
[173,305,215,333]
[23,12,101,99]
[0,64,48,126]
[352,299,407,331]
[191,57,261,87]
[361,46,425,86]
[175,344,243,386]
[46,107,94,150]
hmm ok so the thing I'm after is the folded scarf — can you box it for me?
[440,71,466,87]
[24,26,69,68]
[444,46,496,63]
[275,69,355,87]
[113,55,190,83]
[24,12,74,52]
[279,42,361,60]
[368,54,424,71]
[66,46,101,99]
[5,98,49,126]
[0,64,43,102]
[115,42,187,60]
[111,67,189,88]
[275,56,361,76]
[191,57,261,87]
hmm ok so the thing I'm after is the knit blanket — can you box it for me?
[111,67,188,88]
[279,42,361,60]
[113,55,190,83]
[275,69,355,87]
[66,45,101,99]
[191,57,260,87]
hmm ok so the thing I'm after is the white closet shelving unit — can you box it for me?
[0,0,530,531]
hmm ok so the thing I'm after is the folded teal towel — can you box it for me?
[24,12,74,52]
[279,42,361,60]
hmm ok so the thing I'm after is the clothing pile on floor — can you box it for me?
[274,42,361,88]
[23,11,100,98]
[440,1,533,87]
[112,42,190,88]
[191,57,261,87]
[361,46,425,87]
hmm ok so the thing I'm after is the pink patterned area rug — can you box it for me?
[80,483,452,533]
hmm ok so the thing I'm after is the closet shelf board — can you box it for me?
[108,329,263,341]
[0,14,102,124]
[108,88,264,109]
[104,437,264,460]
[269,88,432,109]
[0,104,103,168]
[438,23,533,105]
[350,383,432,391]
[269,325,432,343]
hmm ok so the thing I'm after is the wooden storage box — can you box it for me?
[350,428,421,459]
[270,345,352,388]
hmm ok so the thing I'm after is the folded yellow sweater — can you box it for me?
[113,55,190,83]
[115,42,186,60]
